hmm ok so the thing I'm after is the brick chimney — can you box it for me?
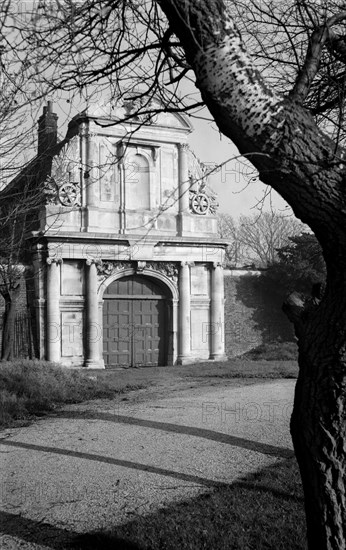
[37,101,58,156]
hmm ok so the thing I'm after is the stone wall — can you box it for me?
[224,270,295,357]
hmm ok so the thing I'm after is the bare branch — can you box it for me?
[290,11,346,102]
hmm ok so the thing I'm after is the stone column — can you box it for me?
[178,261,191,363]
[46,258,61,362]
[210,262,226,359]
[178,143,189,213]
[85,259,101,367]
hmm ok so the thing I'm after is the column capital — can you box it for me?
[46,257,62,265]
[86,257,101,267]
[79,130,97,139]
[180,261,194,268]
[178,142,189,151]
[117,140,125,160]
[212,262,223,269]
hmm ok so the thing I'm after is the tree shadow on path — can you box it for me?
[72,457,305,550]
[0,458,306,550]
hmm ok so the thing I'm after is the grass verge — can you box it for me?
[92,359,298,392]
[242,341,298,361]
[187,359,299,380]
[73,457,305,550]
[0,360,143,428]
[0,358,298,429]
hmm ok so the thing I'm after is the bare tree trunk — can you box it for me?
[1,287,20,361]
[154,3,346,545]
[285,280,346,549]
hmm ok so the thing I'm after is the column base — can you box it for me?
[177,355,197,365]
[209,354,228,361]
[84,359,105,369]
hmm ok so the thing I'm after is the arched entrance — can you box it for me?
[102,275,169,367]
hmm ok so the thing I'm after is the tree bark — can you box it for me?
[155,1,346,548]
[1,287,20,361]
[286,277,346,549]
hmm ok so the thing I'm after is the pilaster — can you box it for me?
[210,262,227,360]
[178,143,189,213]
[178,143,190,236]
[46,258,62,363]
[81,122,99,230]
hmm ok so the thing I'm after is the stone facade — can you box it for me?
[25,102,228,368]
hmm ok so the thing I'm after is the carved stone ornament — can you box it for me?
[146,262,179,284]
[190,191,210,215]
[188,149,219,215]
[208,195,219,215]
[43,176,58,205]
[58,182,81,207]
[46,136,81,207]
[46,256,63,265]
[97,261,133,281]
[124,98,150,122]
[96,260,179,285]
[189,188,219,215]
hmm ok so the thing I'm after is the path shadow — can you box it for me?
[0,458,306,550]
[0,510,142,549]
[0,438,226,488]
[57,411,294,459]
[73,458,306,550]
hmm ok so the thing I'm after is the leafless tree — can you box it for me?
[0,3,46,359]
[2,0,346,546]
[0,175,46,360]
[217,213,244,267]
[239,211,305,268]
[218,211,304,267]
[0,2,46,185]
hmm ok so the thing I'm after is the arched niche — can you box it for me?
[125,153,150,209]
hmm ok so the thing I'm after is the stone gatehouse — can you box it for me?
[17,101,228,368]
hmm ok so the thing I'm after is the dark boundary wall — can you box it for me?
[224,269,295,357]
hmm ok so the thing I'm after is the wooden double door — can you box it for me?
[103,275,168,367]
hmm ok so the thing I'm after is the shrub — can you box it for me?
[0,360,121,427]
[242,340,298,361]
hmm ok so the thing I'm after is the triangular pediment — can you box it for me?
[84,98,193,132]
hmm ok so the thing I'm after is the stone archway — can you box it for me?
[102,274,171,368]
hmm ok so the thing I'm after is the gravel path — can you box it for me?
[0,379,295,549]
